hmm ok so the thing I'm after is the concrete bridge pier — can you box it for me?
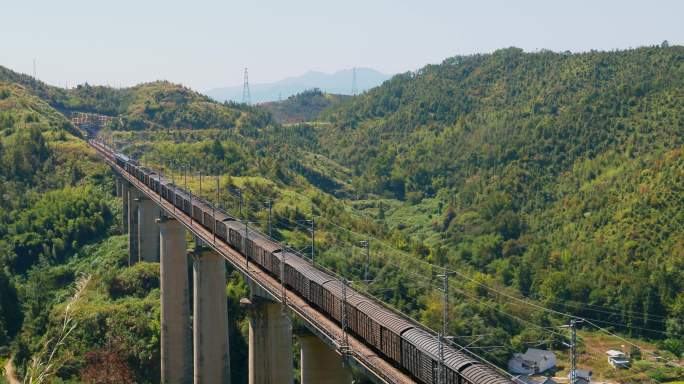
[298,332,352,384]
[136,196,160,262]
[128,187,140,266]
[115,177,122,197]
[192,248,231,384]
[244,289,294,384]
[121,181,129,233]
[158,217,192,384]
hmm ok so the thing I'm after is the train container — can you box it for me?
[320,280,349,323]
[115,153,130,169]
[283,255,329,302]
[401,328,437,383]
[355,300,413,365]
[192,204,204,224]
[269,250,284,280]
[459,364,511,384]
[202,210,214,230]
[298,261,333,306]
[173,188,188,210]
[213,211,234,242]
[248,232,279,268]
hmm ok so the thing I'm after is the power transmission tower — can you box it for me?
[351,67,358,96]
[33,58,36,78]
[242,67,251,105]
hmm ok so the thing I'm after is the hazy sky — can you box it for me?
[1,0,683,91]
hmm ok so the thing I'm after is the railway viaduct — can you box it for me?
[92,139,513,384]
[105,145,412,384]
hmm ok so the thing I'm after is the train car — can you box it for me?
[114,153,130,169]
[283,255,333,303]
[202,209,215,230]
[173,188,189,211]
[160,183,169,201]
[247,232,279,268]
[227,219,247,252]
[213,210,235,242]
[319,280,358,324]
[459,364,512,384]
[268,249,286,280]
[353,300,413,365]
[401,328,484,384]
[125,160,140,176]
[443,346,482,384]
[181,193,192,215]
[401,328,439,383]
[150,175,159,193]
[192,200,206,224]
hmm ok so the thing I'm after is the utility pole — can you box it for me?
[214,175,219,243]
[190,176,193,228]
[436,269,454,384]
[171,163,175,212]
[216,174,221,210]
[309,214,315,264]
[565,319,584,384]
[341,277,350,356]
[280,244,287,308]
[239,188,243,219]
[33,58,36,79]
[360,239,370,284]
[245,221,249,269]
[158,167,162,204]
[266,200,272,238]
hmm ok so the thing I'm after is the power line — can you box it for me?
[143,161,681,375]
[316,213,676,338]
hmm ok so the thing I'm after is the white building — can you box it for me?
[508,348,557,374]
[568,369,592,384]
[606,350,630,369]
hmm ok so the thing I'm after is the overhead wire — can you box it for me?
[169,166,682,375]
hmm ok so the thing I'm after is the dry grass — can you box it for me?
[551,330,683,383]
[23,275,91,384]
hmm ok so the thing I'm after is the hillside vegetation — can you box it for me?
[0,67,273,132]
[2,45,684,383]
[262,88,350,123]
[311,45,684,350]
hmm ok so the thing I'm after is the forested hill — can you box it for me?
[313,45,684,345]
[262,88,350,123]
[322,45,684,199]
[0,67,273,132]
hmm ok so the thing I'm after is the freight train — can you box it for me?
[92,140,512,384]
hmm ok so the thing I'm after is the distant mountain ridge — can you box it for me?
[205,68,390,103]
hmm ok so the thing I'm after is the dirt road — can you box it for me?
[3,358,20,384]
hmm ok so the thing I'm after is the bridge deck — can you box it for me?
[93,144,415,384]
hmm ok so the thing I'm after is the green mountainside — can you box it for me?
[0,67,273,132]
[261,88,350,123]
[309,45,684,352]
[1,45,684,383]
